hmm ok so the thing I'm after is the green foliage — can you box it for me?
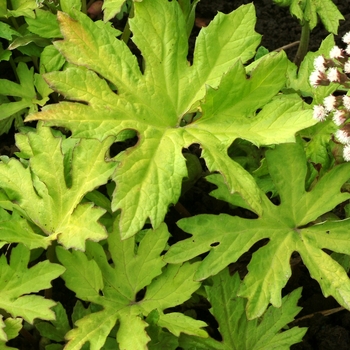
[0,125,116,250]
[179,268,307,350]
[28,1,315,239]
[165,142,350,318]
[273,0,344,33]
[0,244,64,348]
[0,63,52,134]
[56,219,206,349]
[0,244,64,323]
[0,0,349,348]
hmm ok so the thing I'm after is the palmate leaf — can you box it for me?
[165,142,350,319]
[179,269,307,350]
[0,244,64,325]
[273,0,344,33]
[56,218,206,350]
[4,0,38,18]
[0,125,116,250]
[35,302,71,343]
[0,316,22,350]
[102,0,126,22]
[0,62,52,134]
[27,0,316,239]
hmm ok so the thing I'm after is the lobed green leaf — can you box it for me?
[27,1,316,238]
[0,125,116,250]
[0,244,64,324]
[56,218,206,349]
[165,142,350,318]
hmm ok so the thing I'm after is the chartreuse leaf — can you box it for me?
[146,310,178,349]
[178,0,199,38]
[102,0,126,22]
[35,302,71,342]
[60,0,81,16]
[0,244,64,325]
[0,62,52,134]
[0,124,116,250]
[0,208,51,249]
[5,0,38,18]
[0,315,22,349]
[0,22,21,40]
[56,218,206,350]
[25,9,62,39]
[274,0,344,33]
[179,269,306,350]
[27,1,316,239]
[165,142,350,319]
[39,45,66,74]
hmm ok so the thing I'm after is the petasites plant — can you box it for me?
[54,219,206,350]
[27,0,316,239]
[0,244,64,346]
[165,142,350,318]
[179,269,307,350]
[0,125,116,250]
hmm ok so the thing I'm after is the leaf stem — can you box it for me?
[9,57,19,83]
[121,3,134,44]
[273,40,300,52]
[293,20,310,67]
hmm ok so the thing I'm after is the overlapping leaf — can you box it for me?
[165,142,350,319]
[179,268,307,350]
[3,0,38,18]
[0,316,22,349]
[0,125,116,250]
[0,244,64,325]
[27,0,316,238]
[0,62,52,134]
[273,0,344,33]
[56,219,206,350]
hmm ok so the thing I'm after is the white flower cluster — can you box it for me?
[310,31,350,162]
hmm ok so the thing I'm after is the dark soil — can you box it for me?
[4,1,350,349]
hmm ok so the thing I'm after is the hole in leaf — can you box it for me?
[135,288,146,302]
[227,138,263,171]
[229,239,270,279]
[64,99,89,106]
[109,130,139,157]
[210,242,219,247]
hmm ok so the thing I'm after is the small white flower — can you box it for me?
[323,95,336,111]
[309,70,322,87]
[336,129,350,144]
[344,61,350,74]
[343,144,350,162]
[346,45,350,56]
[327,67,340,82]
[343,32,350,45]
[314,55,326,72]
[333,110,346,126]
[343,95,350,111]
[313,105,327,121]
[330,45,344,59]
